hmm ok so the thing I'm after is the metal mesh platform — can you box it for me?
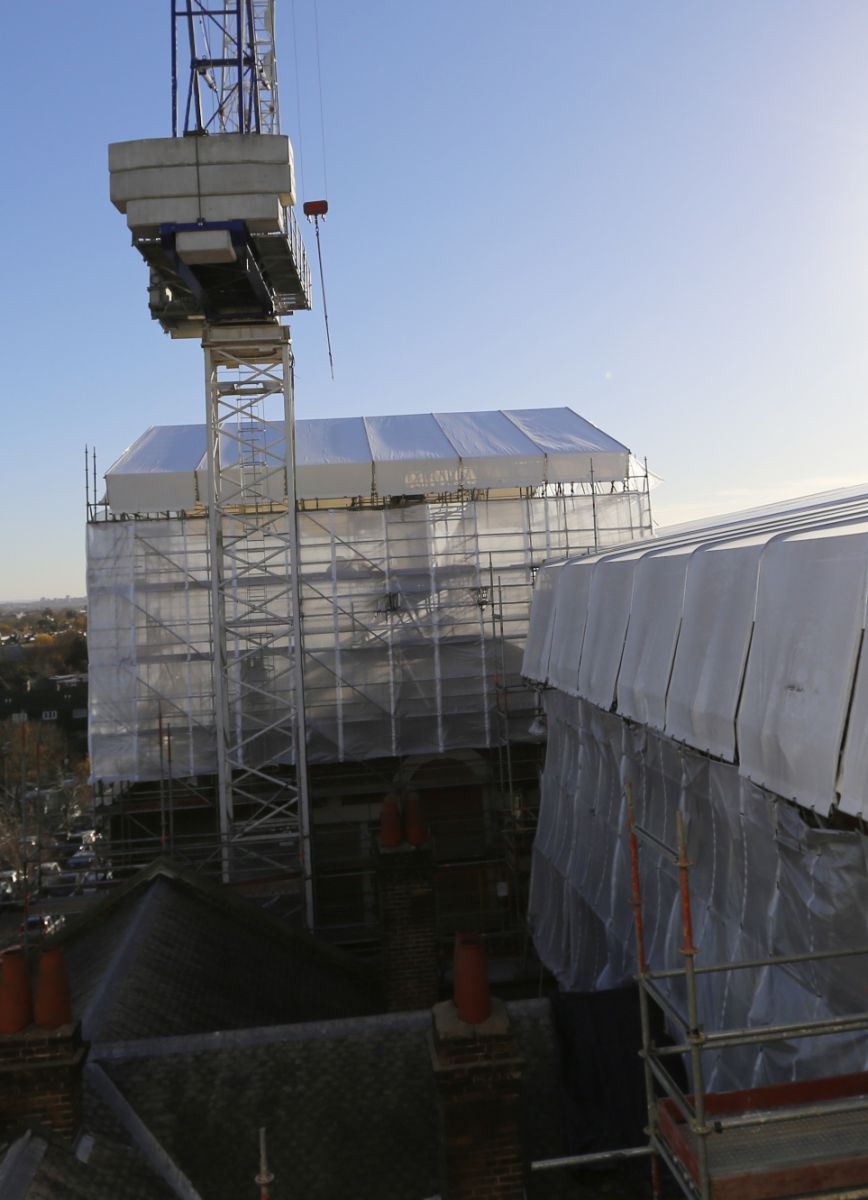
[659,1083,868,1200]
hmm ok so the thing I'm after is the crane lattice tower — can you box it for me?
[109,0,314,922]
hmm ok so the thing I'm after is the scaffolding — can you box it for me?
[88,471,652,783]
[530,787,868,1197]
[626,791,868,1200]
[87,466,650,908]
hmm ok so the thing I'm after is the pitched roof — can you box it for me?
[105,406,633,511]
[93,1000,571,1200]
[3,862,581,1198]
[55,859,380,1042]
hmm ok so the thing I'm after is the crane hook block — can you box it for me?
[303,200,329,218]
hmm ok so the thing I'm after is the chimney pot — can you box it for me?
[379,797,403,848]
[34,947,72,1030]
[0,948,33,1033]
[453,932,491,1024]
[403,792,428,846]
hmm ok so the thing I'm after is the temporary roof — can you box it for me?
[523,484,868,821]
[104,407,632,513]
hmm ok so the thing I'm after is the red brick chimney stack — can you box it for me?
[377,794,439,1011]
[0,947,86,1139]
[430,942,526,1199]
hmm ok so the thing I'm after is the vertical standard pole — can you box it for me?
[167,724,175,855]
[589,458,599,552]
[205,340,234,883]
[282,343,314,929]
[497,576,514,803]
[235,0,245,132]
[158,708,167,850]
[171,2,178,137]
[676,810,710,1200]
[626,784,662,1200]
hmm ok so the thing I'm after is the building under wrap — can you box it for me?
[87,407,652,908]
[523,486,868,1090]
[89,407,650,780]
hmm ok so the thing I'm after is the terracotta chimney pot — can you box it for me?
[379,797,403,848]
[34,947,71,1030]
[403,792,428,846]
[453,933,491,1024]
[0,948,33,1033]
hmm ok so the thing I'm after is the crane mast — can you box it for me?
[110,1,314,924]
[172,1,280,136]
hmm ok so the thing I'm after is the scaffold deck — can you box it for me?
[658,1072,868,1200]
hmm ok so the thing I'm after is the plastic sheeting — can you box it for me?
[529,693,868,1091]
[666,536,764,760]
[88,489,651,782]
[104,407,634,511]
[523,488,868,819]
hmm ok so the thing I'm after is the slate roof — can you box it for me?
[0,861,586,1199]
[94,1000,571,1200]
[0,1128,175,1200]
[55,860,380,1041]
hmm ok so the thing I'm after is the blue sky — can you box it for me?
[3,1,868,599]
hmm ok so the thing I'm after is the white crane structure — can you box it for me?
[109,1,315,922]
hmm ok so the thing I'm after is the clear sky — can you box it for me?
[2,1,868,599]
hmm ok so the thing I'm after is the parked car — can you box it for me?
[67,849,97,870]
[18,913,64,939]
[43,871,80,899]
[79,868,112,893]
[0,871,18,907]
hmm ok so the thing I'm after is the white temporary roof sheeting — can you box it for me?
[616,547,691,732]
[106,424,203,513]
[363,414,461,495]
[503,408,630,483]
[736,520,868,815]
[838,631,868,819]
[296,417,373,498]
[521,562,565,684]
[665,536,765,760]
[433,410,543,489]
[104,407,633,513]
[525,484,868,818]
[576,551,645,711]
[547,558,595,695]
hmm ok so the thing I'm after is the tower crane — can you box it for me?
[109,1,316,925]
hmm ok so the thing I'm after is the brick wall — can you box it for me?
[0,1023,86,1137]
[378,845,439,1011]
[431,998,525,1200]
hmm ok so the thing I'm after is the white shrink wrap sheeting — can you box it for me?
[528,486,868,1087]
[547,557,596,695]
[664,536,764,760]
[521,562,565,683]
[736,520,868,814]
[576,552,642,710]
[615,547,690,731]
[528,693,868,1090]
[89,481,652,781]
[526,485,868,814]
[838,648,868,822]
[106,407,637,509]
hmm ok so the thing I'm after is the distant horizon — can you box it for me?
[0,596,87,610]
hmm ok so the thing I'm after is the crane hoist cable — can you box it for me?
[303,200,334,379]
[313,0,329,198]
